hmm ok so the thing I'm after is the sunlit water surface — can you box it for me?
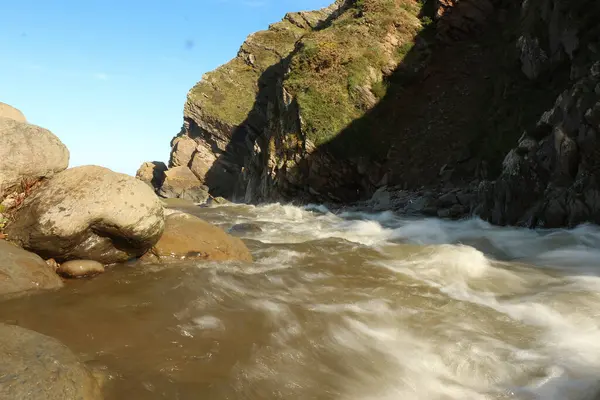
[2,202,600,400]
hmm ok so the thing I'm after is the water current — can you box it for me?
[2,202,600,399]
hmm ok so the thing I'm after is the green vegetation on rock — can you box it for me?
[285,0,423,145]
[184,0,424,145]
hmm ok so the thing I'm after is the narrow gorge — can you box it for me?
[142,0,600,228]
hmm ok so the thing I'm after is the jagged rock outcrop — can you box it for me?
[478,62,600,227]
[170,0,423,203]
[475,0,600,227]
[136,161,167,190]
[158,166,210,203]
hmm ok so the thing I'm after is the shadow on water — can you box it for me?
[192,0,573,205]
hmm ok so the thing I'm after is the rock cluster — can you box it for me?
[135,137,212,204]
[0,102,254,397]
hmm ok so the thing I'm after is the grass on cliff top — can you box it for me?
[187,19,307,127]
[284,0,424,146]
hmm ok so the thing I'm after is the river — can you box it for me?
[1,202,600,399]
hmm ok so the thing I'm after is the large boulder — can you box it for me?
[0,323,103,400]
[169,136,197,168]
[0,118,69,200]
[158,166,210,203]
[6,165,165,263]
[135,161,167,190]
[143,211,253,263]
[189,144,216,183]
[0,240,63,297]
[0,102,26,122]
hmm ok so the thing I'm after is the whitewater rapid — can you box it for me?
[2,201,600,400]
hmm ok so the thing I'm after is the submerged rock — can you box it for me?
[0,117,69,200]
[6,165,165,263]
[0,323,103,400]
[229,223,263,235]
[160,197,198,208]
[135,161,167,191]
[0,240,63,297]
[143,211,253,263]
[57,260,105,278]
[158,166,210,203]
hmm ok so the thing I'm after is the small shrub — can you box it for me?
[420,16,433,27]
[371,80,388,99]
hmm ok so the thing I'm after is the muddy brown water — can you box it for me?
[2,203,600,399]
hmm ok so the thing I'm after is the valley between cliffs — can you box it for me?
[143,0,600,228]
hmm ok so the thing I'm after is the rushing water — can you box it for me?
[2,202,600,399]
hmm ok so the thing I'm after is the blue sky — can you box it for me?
[0,0,331,175]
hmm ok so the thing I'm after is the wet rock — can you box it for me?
[437,208,452,218]
[142,211,253,263]
[136,161,167,191]
[6,165,165,264]
[0,102,26,122]
[158,166,210,203]
[369,186,391,211]
[456,190,474,207]
[57,260,105,278]
[229,223,263,235]
[45,258,59,271]
[0,240,63,297]
[161,197,198,208]
[0,118,69,200]
[449,204,466,218]
[0,323,103,400]
[437,192,459,208]
[209,196,231,205]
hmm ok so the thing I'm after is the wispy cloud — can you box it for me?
[93,72,109,81]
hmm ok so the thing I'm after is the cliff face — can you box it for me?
[172,0,424,203]
[165,0,600,227]
[477,0,600,227]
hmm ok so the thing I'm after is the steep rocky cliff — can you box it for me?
[170,0,425,203]
[158,0,600,227]
[477,0,600,227]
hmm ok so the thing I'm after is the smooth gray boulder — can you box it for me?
[158,166,210,203]
[0,240,63,297]
[135,161,167,190]
[6,165,165,263]
[0,118,69,199]
[0,323,103,400]
[0,102,26,122]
